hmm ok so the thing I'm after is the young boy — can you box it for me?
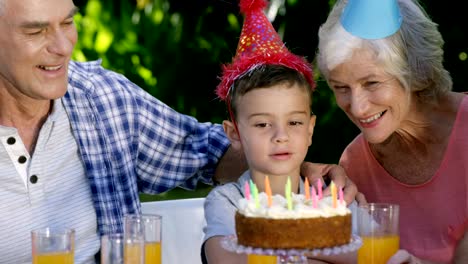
[203,63,316,263]
[202,0,358,263]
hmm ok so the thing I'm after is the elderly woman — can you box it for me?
[316,0,467,263]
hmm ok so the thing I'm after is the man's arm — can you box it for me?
[213,146,248,184]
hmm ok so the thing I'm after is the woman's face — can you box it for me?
[328,50,412,144]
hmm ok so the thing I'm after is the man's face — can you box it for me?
[0,0,78,101]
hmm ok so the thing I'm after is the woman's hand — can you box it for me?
[387,250,422,264]
[301,162,359,205]
[387,250,444,264]
[355,191,367,205]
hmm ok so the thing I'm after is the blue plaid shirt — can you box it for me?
[62,60,230,235]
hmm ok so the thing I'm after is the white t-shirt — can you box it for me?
[0,99,99,263]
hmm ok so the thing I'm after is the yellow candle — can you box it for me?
[331,181,337,208]
[265,175,272,207]
[285,177,292,210]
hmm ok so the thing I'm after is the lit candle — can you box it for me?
[331,181,337,208]
[249,179,255,197]
[311,186,318,208]
[252,182,260,208]
[304,177,310,200]
[265,175,272,207]
[317,179,323,200]
[339,186,344,205]
[244,181,251,200]
[285,177,292,210]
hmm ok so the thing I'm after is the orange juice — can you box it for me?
[358,235,400,264]
[33,251,73,264]
[248,254,277,264]
[145,241,161,264]
[125,243,143,264]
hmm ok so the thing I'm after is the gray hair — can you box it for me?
[316,0,452,101]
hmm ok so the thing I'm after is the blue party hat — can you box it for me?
[340,0,402,39]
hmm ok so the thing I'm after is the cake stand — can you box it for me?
[221,234,362,264]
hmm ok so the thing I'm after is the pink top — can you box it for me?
[340,95,468,263]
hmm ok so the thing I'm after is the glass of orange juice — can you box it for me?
[357,203,400,264]
[101,233,124,264]
[141,214,162,264]
[124,213,162,264]
[124,214,146,264]
[247,254,277,264]
[31,227,75,264]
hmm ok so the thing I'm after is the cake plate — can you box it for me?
[221,234,362,264]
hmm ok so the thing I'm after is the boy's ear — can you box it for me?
[223,120,242,150]
[307,114,316,146]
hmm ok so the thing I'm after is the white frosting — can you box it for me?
[238,192,350,219]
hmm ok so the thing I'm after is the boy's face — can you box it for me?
[225,83,315,178]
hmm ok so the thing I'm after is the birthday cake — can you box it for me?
[235,191,351,249]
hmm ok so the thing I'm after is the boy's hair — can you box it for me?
[228,64,313,119]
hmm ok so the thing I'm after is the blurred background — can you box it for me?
[71,0,468,200]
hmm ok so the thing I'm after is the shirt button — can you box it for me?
[30,175,38,184]
[18,156,27,164]
[7,137,16,145]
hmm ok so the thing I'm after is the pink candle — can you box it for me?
[244,181,251,200]
[316,179,322,199]
[265,176,272,207]
[311,186,318,208]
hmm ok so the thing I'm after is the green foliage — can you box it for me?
[74,0,241,125]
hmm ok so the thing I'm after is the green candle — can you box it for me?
[252,182,260,208]
[285,177,292,210]
[249,179,255,197]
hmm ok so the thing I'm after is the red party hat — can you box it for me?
[216,0,315,100]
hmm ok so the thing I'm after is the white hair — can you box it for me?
[317,0,452,100]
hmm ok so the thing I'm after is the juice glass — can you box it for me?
[248,254,277,264]
[101,233,124,264]
[125,213,162,264]
[31,227,75,264]
[145,241,161,264]
[101,232,146,264]
[124,214,145,264]
[141,214,162,264]
[357,203,400,264]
